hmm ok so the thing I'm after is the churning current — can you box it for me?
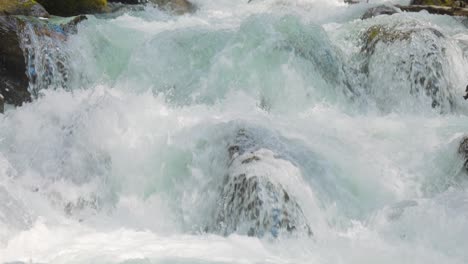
[1,0,468,263]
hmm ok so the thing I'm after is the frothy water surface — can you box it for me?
[1,0,468,263]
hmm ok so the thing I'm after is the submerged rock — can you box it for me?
[0,0,49,17]
[210,130,313,238]
[150,0,195,14]
[361,5,400,20]
[35,0,107,16]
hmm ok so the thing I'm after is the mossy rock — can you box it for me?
[35,0,107,16]
[410,0,455,6]
[362,25,413,54]
[360,24,454,110]
[150,0,195,15]
[0,0,49,17]
[361,25,444,54]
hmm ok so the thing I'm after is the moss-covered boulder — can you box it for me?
[361,25,444,54]
[0,0,49,17]
[35,0,107,16]
[359,24,455,111]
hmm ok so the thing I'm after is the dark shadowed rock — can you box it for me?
[362,5,399,20]
[35,0,107,16]
[0,94,4,113]
[61,15,88,34]
[0,0,49,17]
[0,16,31,106]
[108,0,145,3]
[458,136,468,170]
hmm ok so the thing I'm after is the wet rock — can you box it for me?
[107,0,143,5]
[214,171,313,238]
[0,94,4,113]
[344,0,361,4]
[0,0,49,17]
[360,24,454,110]
[458,136,468,170]
[397,1,468,16]
[361,25,444,55]
[35,0,107,16]
[211,130,313,238]
[108,0,145,3]
[410,0,456,6]
[0,16,31,106]
[0,15,87,107]
[61,15,88,34]
[150,0,195,15]
[361,5,399,20]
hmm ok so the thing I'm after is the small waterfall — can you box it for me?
[18,18,77,97]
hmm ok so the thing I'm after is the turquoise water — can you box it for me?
[1,0,468,263]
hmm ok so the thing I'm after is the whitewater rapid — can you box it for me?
[1,0,468,263]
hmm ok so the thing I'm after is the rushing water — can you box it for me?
[1,0,468,263]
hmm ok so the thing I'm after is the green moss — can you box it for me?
[362,25,413,54]
[0,0,35,13]
[36,0,107,16]
[0,0,49,17]
[412,0,455,6]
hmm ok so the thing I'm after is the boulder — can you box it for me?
[210,129,313,238]
[35,0,107,16]
[0,0,49,17]
[361,25,444,55]
[362,5,400,20]
[0,16,31,107]
[360,24,455,110]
